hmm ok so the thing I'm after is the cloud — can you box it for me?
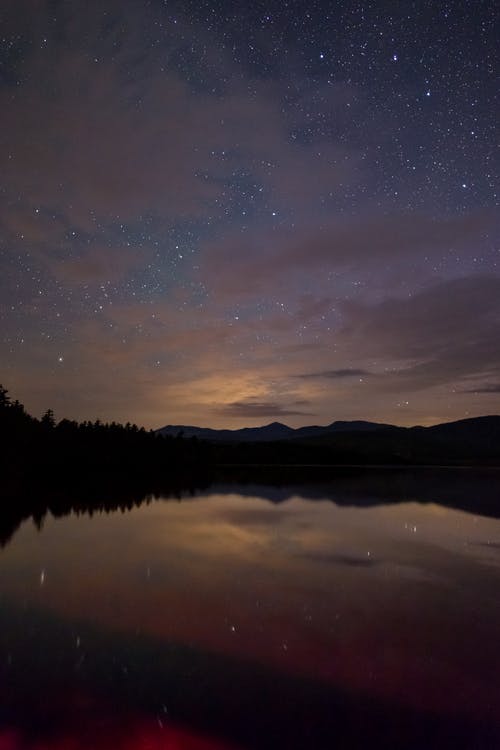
[200,209,497,298]
[0,0,360,276]
[461,383,500,394]
[337,275,500,391]
[298,551,379,568]
[48,244,153,285]
[3,1,498,431]
[297,368,372,379]
[213,400,315,418]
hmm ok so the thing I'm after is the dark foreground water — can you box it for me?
[1,470,500,749]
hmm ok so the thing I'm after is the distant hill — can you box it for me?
[157,419,393,442]
[156,421,295,442]
[156,415,500,465]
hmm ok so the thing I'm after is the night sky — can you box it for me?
[1,0,498,429]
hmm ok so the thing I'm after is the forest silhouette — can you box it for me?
[0,384,211,480]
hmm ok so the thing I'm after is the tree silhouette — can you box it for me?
[41,409,56,429]
[0,384,10,409]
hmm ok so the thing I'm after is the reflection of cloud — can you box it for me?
[4,490,500,728]
[221,508,289,527]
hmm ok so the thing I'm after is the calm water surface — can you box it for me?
[1,473,500,749]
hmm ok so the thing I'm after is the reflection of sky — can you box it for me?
[1,492,500,747]
[0,722,236,750]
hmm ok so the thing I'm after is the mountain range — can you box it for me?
[156,419,393,442]
[157,415,500,446]
[157,416,500,465]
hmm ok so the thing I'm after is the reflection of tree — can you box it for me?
[0,474,213,548]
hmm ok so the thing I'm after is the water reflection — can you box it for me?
[1,470,500,748]
[2,467,500,550]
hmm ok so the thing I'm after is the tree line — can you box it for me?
[0,385,211,481]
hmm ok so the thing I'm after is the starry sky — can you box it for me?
[1,0,498,429]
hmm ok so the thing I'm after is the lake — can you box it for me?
[1,468,500,749]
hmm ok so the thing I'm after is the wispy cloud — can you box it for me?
[200,210,497,298]
[297,368,372,379]
[461,383,500,394]
[337,275,500,391]
[213,400,316,418]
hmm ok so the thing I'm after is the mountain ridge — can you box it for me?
[156,415,500,443]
